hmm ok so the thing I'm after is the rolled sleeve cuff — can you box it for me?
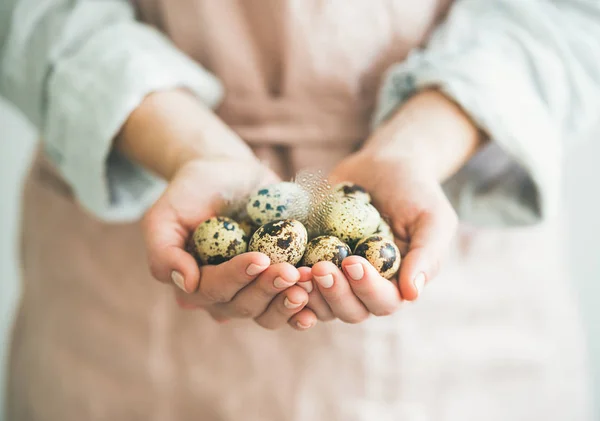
[43,22,224,223]
[372,50,561,227]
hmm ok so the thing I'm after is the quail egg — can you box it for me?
[354,235,401,279]
[192,217,248,265]
[301,235,351,268]
[374,218,394,240]
[321,196,380,247]
[333,182,371,203]
[249,219,308,265]
[246,182,310,226]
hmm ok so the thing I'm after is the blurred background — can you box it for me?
[1,96,599,418]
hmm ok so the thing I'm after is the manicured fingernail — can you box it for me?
[171,270,186,292]
[314,274,334,289]
[298,281,313,293]
[413,272,426,296]
[345,264,364,281]
[217,319,230,324]
[296,321,314,330]
[284,297,303,309]
[273,276,290,289]
[246,263,267,276]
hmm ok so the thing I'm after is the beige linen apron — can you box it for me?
[6,1,591,420]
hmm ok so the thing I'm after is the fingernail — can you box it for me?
[413,272,426,296]
[314,274,334,289]
[246,263,267,276]
[171,270,186,292]
[345,264,364,281]
[298,281,313,293]
[296,320,314,330]
[273,276,290,289]
[284,297,303,309]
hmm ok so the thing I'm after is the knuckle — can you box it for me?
[230,275,253,291]
[255,319,277,330]
[353,287,378,302]
[256,283,277,301]
[372,302,400,317]
[148,262,164,282]
[201,287,229,304]
[322,292,344,306]
[341,312,368,324]
[232,303,256,318]
[317,314,336,322]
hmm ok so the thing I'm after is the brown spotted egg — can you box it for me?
[301,235,351,268]
[354,235,401,279]
[333,182,371,203]
[192,217,248,265]
[246,182,310,226]
[321,196,380,247]
[249,219,308,265]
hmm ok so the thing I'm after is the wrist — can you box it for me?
[364,89,485,182]
[116,89,256,181]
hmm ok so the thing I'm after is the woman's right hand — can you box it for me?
[142,159,311,329]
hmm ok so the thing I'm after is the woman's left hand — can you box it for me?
[288,90,484,330]
[288,151,458,328]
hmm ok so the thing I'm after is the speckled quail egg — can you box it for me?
[249,219,308,265]
[333,182,371,203]
[301,235,351,268]
[374,218,394,240]
[354,235,401,279]
[192,217,248,265]
[246,182,310,226]
[321,196,380,247]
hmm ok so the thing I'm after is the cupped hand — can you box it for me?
[289,151,458,328]
[142,159,310,329]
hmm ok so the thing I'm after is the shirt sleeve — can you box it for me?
[0,0,224,222]
[373,0,600,226]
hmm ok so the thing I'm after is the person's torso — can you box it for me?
[133,0,453,176]
[6,2,592,420]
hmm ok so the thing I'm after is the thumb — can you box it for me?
[397,208,457,301]
[142,203,202,294]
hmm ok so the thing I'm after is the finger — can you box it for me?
[399,209,457,301]
[297,267,335,322]
[312,261,369,324]
[205,308,231,324]
[342,256,402,316]
[216,263,301,318]
[175,252,270,305]
[174,293,201,310]
[288,308,318,331]
[142,202,210,290]
[198,252,271,303]
[254,286,308,330]
[296,266,314,296]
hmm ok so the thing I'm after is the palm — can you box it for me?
[329,152,457,299]
[162,159,280,234]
